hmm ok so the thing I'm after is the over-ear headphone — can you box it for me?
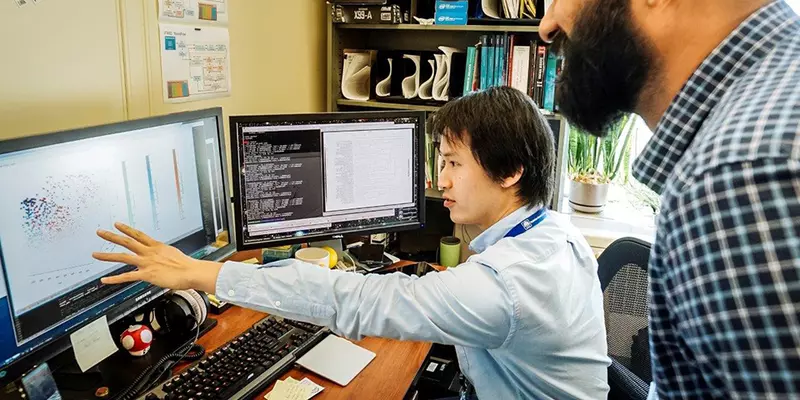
[150,289,209,336]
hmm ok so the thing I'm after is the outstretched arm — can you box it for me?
[94,223,513,346]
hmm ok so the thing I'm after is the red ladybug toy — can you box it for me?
[120,324,153,357]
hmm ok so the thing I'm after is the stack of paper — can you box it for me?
[375,59,393,97]
[433,46,463,101]
[480,0,545,19]
[418,58,436,100]
[341,50,375,101]
[265,377,324,400]
[401,54,421,99]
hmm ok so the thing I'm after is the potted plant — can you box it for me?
[567,114,635,213]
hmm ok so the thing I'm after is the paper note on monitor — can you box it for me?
[70,316,118,372]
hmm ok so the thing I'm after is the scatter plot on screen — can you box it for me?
[19,175,101,246]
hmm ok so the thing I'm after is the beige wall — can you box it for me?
[0,0,326,143]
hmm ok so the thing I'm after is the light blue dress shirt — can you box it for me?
[216,206,610,399]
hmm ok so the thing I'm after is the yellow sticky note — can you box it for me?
[265,379,314,400]
[242,257,260,264]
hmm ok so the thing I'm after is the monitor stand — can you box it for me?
[50,318,217,400]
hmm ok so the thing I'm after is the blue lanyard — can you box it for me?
[504,207,547,238]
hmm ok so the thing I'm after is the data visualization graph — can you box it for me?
[14,172,123,309]
[20,174,102,245]
[173,149,186,219]
[145,155,160,231]
[0,123,205,316]
[121,161,137,228]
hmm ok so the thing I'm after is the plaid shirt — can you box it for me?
[632,1,800,398]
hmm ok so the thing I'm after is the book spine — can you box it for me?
[506,34,514,87]
[554,53,563,111]
[495,34,504,87]
[534,44,547,106]
[511,45,530,93]
[527,40,537,98]
[543,48,558,111]
[486,36,496,89]
[463,46,476,95]
[480,35,491,90]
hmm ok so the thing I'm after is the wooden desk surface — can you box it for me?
[183,250,433,399]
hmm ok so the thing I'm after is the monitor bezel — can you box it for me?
[0,107,237,384]
[229,110,428,250]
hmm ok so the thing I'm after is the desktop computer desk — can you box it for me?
[178,250,437,399]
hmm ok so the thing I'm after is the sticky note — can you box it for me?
[70,316,118,372]
[265,377,324,400]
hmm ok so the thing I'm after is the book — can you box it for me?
[510,44,530,93]
[463,46,477,95]
[543,47,557,111]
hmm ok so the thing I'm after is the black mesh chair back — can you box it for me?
[597,237,652,399]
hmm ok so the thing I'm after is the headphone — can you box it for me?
[132,289,209,337]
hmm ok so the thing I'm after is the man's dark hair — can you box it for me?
[433,86,555,207]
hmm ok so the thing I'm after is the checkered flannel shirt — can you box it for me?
[632,1,800,398]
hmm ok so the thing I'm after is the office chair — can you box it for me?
[597,237,653,400]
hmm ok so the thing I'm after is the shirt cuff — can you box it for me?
[215,261,257,302]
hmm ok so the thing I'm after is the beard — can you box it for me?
[553,0,656,137]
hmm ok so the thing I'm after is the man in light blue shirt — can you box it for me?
[95,87,610,399]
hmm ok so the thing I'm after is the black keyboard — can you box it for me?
[142,316,328,400]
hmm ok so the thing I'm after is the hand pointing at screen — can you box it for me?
[93,222,222,294]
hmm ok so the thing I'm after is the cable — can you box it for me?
[150,322,203,389]
[113,323,204,400]
[341,251,358,272]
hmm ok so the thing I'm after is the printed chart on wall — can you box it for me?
[159,23,232,103]
[159,0,229,25]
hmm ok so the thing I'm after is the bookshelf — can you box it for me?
[336,99,441,112]
[326,4,569,211]
[336,23,540,33]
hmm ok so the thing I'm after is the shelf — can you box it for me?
[335,23,539,33]
[337,99,441,112]
[336,99,562,118]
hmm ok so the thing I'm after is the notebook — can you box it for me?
[296,335,376,386]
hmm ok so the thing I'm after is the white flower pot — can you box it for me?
[569,180,610,214]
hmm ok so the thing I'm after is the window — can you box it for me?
[562,115,660,235]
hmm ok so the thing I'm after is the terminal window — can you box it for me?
[234,117,422,246]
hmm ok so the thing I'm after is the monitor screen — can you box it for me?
[0,108,235,375]
[229,111,426,249]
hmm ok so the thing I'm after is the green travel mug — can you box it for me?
[439,236,461,268]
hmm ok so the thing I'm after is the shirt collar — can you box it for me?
[470,205,543,253]
[632,0,798,194]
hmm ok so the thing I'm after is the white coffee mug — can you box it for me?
[294,247,330,268]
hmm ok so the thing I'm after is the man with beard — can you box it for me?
[540,0,800,398]
[93,87,611,399]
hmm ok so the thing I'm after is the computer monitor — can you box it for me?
[229,111,426,250]
[0,108,235,380]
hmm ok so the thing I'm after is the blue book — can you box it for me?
[479,35,489,90]
[487,36,496,89]
[463,46,477,95]
[495,34,505,87]
[543,48,558,111]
